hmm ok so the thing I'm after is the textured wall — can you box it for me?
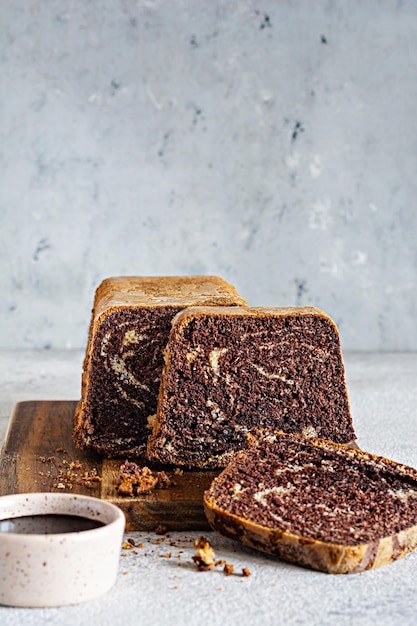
[1,0,416,350]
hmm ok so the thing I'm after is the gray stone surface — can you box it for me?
[0,350,416,624]
[1,0,417,351]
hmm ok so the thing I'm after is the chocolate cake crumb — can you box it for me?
[133,467,158,495]
[155,524,167,535]
[118,462,158,496]
[75,467,102,488]
[223,563,234,576]
[192,536,216,571]
[117,462,174,497]
[117,479,135,497]
[156,471,172,489]
[35,450,102,491]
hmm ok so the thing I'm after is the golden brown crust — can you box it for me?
[203,434,417,574]
[167,304,337,330]
[204,496,417,574]
[92,276,247,318]
[80,279,247,397]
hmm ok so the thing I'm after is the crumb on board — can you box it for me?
[117,462,175,497]
[118,465,158,496]
[35,451,102,491]
[155,524,168,535]
[156,471,172,489]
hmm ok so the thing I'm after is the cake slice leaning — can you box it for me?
[73,276,247,457]
[147,306,356,468]
[204,431,417,574]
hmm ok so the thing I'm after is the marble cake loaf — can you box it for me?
[147,306,356,469]
[204,430,417,574]
[73,276,247,457]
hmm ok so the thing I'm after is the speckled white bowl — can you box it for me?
[0,492,125,607]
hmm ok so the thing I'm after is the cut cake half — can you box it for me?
[73,276,247,457]
[147,306,355,468]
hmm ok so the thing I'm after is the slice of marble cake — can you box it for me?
[73,276,247,457]
[204,430,417,574]
[147,306,356,468]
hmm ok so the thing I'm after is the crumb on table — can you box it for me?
[192,536,216,571]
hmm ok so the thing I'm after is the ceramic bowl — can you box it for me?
[0,492,125,607]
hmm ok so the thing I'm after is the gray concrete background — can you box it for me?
[1,0,416,351]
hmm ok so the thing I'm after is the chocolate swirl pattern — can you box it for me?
[148,307,355,468]
[73,275,247,457]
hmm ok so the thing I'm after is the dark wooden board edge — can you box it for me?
[0,401,215,531]
[0,401,103,497]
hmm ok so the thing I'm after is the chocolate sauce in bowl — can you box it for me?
[0,514,105,534]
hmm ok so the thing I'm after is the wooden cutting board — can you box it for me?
[0,401,218,531]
